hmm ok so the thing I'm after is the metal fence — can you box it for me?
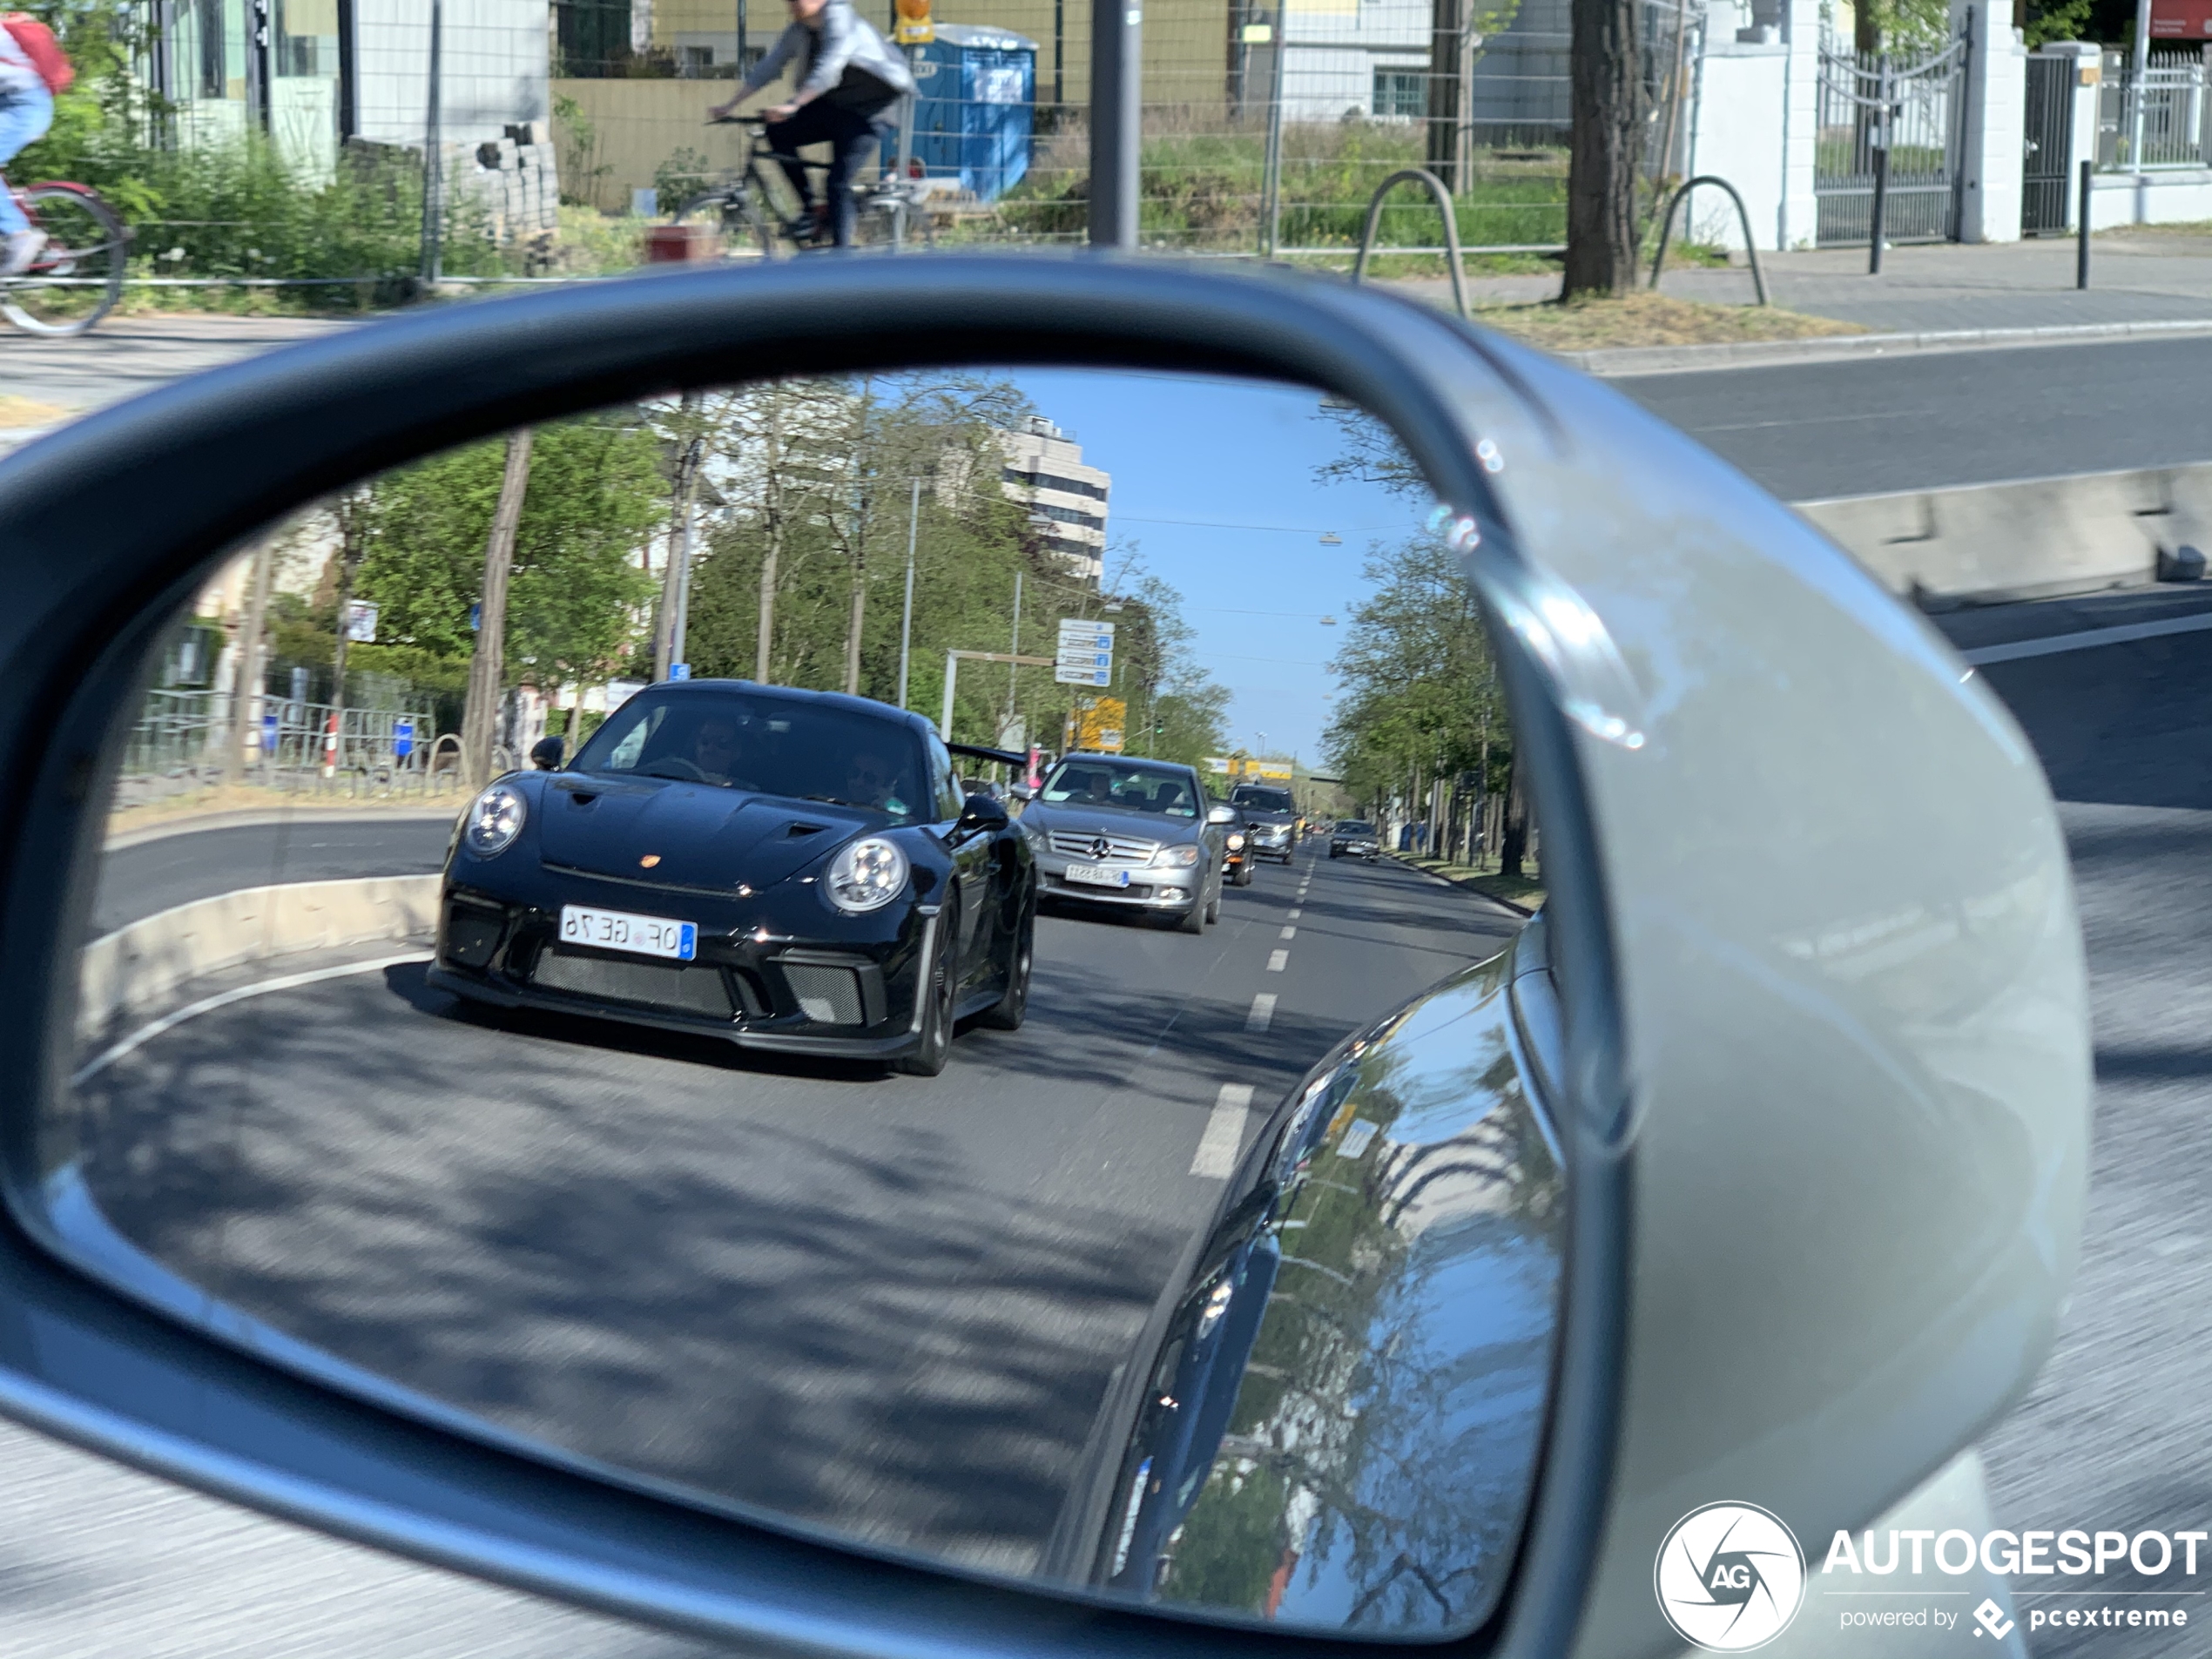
[1813,32,1968,246]
[2099,48,2212,172]
[122,691,448,789]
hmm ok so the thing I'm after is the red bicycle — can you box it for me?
[3,181,127,336]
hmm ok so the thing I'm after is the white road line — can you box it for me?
[1190,1082,1256,1177]
[1267,948,1289,972]
[73,951,435,1086]
[1246,992,1277,1033]
[1959,609,2212,665]
[1287,907,1302,920]
[1279,925,1297,940]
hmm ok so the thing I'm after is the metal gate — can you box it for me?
[1814,32,1970,246]
[2022,54,2076,234]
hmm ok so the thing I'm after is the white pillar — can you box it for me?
[2042,41,2102,229]
[1953,0,2027,242]
[1777,0,1823,249]
[1684,44,1789,249]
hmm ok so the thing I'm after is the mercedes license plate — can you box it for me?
[1063,863,1133,888]
[559,904,698,961]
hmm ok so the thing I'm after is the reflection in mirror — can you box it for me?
[60,366,1561,1636]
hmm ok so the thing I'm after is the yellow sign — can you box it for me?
[894,0,934,44]
[1075,698,1127,753]
[1205,755,1294,782]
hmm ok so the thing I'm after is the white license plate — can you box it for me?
[559,905,698,961]
[1063,862,1134,888]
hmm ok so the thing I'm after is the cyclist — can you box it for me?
[0,16,58,276]
[706,0,914,251]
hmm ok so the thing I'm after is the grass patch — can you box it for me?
[1399,854,1546,913]
[1465,291,1866,352]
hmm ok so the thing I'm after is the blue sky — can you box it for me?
[1008,369,1426,768]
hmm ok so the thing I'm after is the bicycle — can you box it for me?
[678,117,817,259]
[2,181,128,337]
[683,115,935,256]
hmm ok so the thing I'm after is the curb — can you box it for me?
[1386,855,1538,917]
[1560,316,2212,377]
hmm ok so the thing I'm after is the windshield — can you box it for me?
[572,689,928,823]
[1040,759,1199,818]
[1231,786,1295,813]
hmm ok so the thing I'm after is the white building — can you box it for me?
[997,416,1109,581]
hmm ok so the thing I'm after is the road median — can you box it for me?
[1389,855,1543,916]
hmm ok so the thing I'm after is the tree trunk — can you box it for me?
[1562,0,1643,300]
[221,536,278,786]
[462,428,534,789]
[328,489,369,716]
[1500,745,1529,877]
[845,573,866,696]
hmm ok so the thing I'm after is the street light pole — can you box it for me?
[897,476,920,708]
[1088,0,1140,246]
[1005,570,1022,742]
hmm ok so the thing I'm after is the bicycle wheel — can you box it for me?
[2,185,127,336]
[674,189,781,260]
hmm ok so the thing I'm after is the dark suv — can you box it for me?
[1230,783,1299,864]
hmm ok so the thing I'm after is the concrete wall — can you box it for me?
[78,876,440,1045]
[1685,44,1787,248]
[1798,462,2212,605]
[2090,168,2212,226]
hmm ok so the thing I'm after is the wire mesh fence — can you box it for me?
[121,690,450,793]
[85,0,1710,285]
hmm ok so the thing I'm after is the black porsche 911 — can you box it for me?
[428,681,1036,1076]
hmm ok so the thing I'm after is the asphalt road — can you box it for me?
[91,813,455,935]
[1615,336,2212,502]
[64,828,1521,1589]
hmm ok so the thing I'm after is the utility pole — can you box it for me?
[462,429,534,787]
[420,0,444,287]
[1088,0,1141,246]
[223,535,278,786]
[897,476,921,707]
[327,489,369,718]
[2131,0,2153,168]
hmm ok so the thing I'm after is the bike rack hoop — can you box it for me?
[1351,168,1469,322]
[1648,175,1770,306]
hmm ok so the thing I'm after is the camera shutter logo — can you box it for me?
[1654,1503,1806,1651]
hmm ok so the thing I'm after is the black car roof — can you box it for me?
[642,678,937,743]
[1054,752,1198,777]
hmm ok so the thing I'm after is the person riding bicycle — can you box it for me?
[0,15,61,277]
[706,0,914,251]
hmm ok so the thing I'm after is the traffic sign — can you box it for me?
[1055,617,1114,685]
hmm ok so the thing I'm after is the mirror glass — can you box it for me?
[58,366,1563,1636]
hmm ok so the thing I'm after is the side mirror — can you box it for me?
[1205,803,1237,826]
[529,735,565,770]
[954,792,1009,838]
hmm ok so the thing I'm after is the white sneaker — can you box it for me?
[1,229,47,277]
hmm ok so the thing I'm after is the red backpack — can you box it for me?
[2,14,73,95]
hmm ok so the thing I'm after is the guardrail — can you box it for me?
[1797,461,2212,607]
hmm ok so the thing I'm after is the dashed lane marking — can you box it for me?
[1190,1082,1257,1177]
[1246,992,1277,1034]
[1279,926,1297,941]
[1267,948,1289,972]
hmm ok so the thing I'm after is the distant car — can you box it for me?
[1021,752,1231,934]
[429,680,1035,1077]
[1230,783,1299,863]
[1330,819,1380,860]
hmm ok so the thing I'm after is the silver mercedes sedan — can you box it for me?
[1021,752,1234,934]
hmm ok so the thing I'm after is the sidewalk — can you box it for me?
[1384,232,2212,336]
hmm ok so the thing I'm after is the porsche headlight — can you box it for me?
[826,836,909,913]
[1226,833,1246,851]
[1151,843,1201,868]
[464,783,527,856]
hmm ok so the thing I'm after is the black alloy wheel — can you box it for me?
[976,900,1034,1031]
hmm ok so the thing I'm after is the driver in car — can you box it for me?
[842,751,902,813]
[691,716,744,786]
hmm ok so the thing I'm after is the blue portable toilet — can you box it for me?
[886,24,1036,203]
